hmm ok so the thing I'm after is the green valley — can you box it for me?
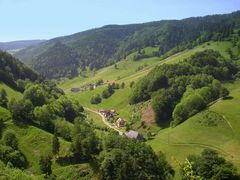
[1,8,240,180]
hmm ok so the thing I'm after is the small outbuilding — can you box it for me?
[71,88,80,93]
[125,130,144,141]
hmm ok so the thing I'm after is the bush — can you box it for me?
[102,84,115,99]
[39,155,52,175]
[90,94,102,104]
[2,130,18,150]
[23,84,48,107]
[54,118,73,141]
[0,144,28,169]
[0,119,4,138]
[8,98,34,123]
[34,105,55,132]
[0,89,8,108]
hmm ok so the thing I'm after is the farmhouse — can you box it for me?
[70,87,80,93]
[125,130,144,141]
[116,118,125,128]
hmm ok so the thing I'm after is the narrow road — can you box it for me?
[84,107,123,135]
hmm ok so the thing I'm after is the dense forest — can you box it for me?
[14,11,240,79]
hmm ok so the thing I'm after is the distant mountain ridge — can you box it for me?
[14,11,240,79]
[0,40,46,51]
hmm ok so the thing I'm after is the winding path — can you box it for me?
[84,107,123,135]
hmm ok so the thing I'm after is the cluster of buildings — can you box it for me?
[99,109,144,141]
[99,109,125,128]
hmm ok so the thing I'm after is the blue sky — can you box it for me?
[1,0,240,42]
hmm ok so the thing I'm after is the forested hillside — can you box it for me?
[14,11,240,79]
[32,42,79,79]
[0,50,40,91]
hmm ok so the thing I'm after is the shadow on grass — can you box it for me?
[56,156,73,166]
[56,156,90,166]
[223,96,233,100]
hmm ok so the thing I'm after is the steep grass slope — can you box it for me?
[147,81,240,177]
[4,120,71,175]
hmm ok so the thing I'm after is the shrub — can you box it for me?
[90,94,102,104]
[8,98,34,123]
[2,130,18,150]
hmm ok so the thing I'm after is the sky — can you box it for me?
[0,0,240,42]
